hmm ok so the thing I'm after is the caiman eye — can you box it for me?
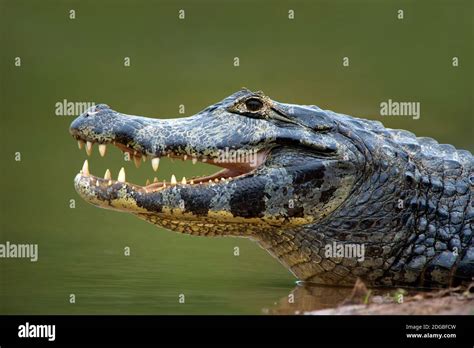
[245,98,263,112]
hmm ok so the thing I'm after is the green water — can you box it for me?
[0,0,472,314]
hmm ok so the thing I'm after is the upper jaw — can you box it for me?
[70,105,271,193]
[70,104,263,161]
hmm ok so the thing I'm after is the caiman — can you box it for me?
[69,89,473,288]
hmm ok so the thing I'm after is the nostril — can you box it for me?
[85,104,111,117]
[87,110,98,116]
[83,107,95,118]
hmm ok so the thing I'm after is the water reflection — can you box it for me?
[265,282,352,314]
[265,282,407,315]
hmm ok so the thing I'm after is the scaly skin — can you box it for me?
[70,89,473,288]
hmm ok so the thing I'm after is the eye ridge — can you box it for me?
[245,98,264,112]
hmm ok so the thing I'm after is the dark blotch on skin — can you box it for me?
[180,189,211,216]
[229,177,266,218]
[320,186,337,204]
[291,162,326,185]
[287,205,305,218]
[134,192,163,213]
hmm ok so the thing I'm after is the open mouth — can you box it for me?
[73,138,269,193]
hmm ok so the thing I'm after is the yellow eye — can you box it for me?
[245,98,263,112]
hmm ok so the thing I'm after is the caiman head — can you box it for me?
[70,89,371,282]
[70,89,363,233]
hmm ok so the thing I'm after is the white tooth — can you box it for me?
[142,155,147,162]
[163,182,167,188]
[167,154,170,158]
[214,178,219,183]
[108,180,112,186]
[104,169,111,180]
[146,179,150,186]
[190,179,194,185]
[202,158,207,162]
[152,157,160,172]
[134,156,142,168]
[181,177,187,185]
[98,144,107,157]
[171,174,177,185]
[153,177,158,183]
[183,155,187,161]
[82,160,89,176]
[118,167,126,182]
[208,179,212,184]
[78,140,85,149]
[86,141,93,156]
[221,178,225,182]
[192,158,197,165]
[96,180,100,187]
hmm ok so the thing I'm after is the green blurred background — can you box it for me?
[0,0,472,314]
